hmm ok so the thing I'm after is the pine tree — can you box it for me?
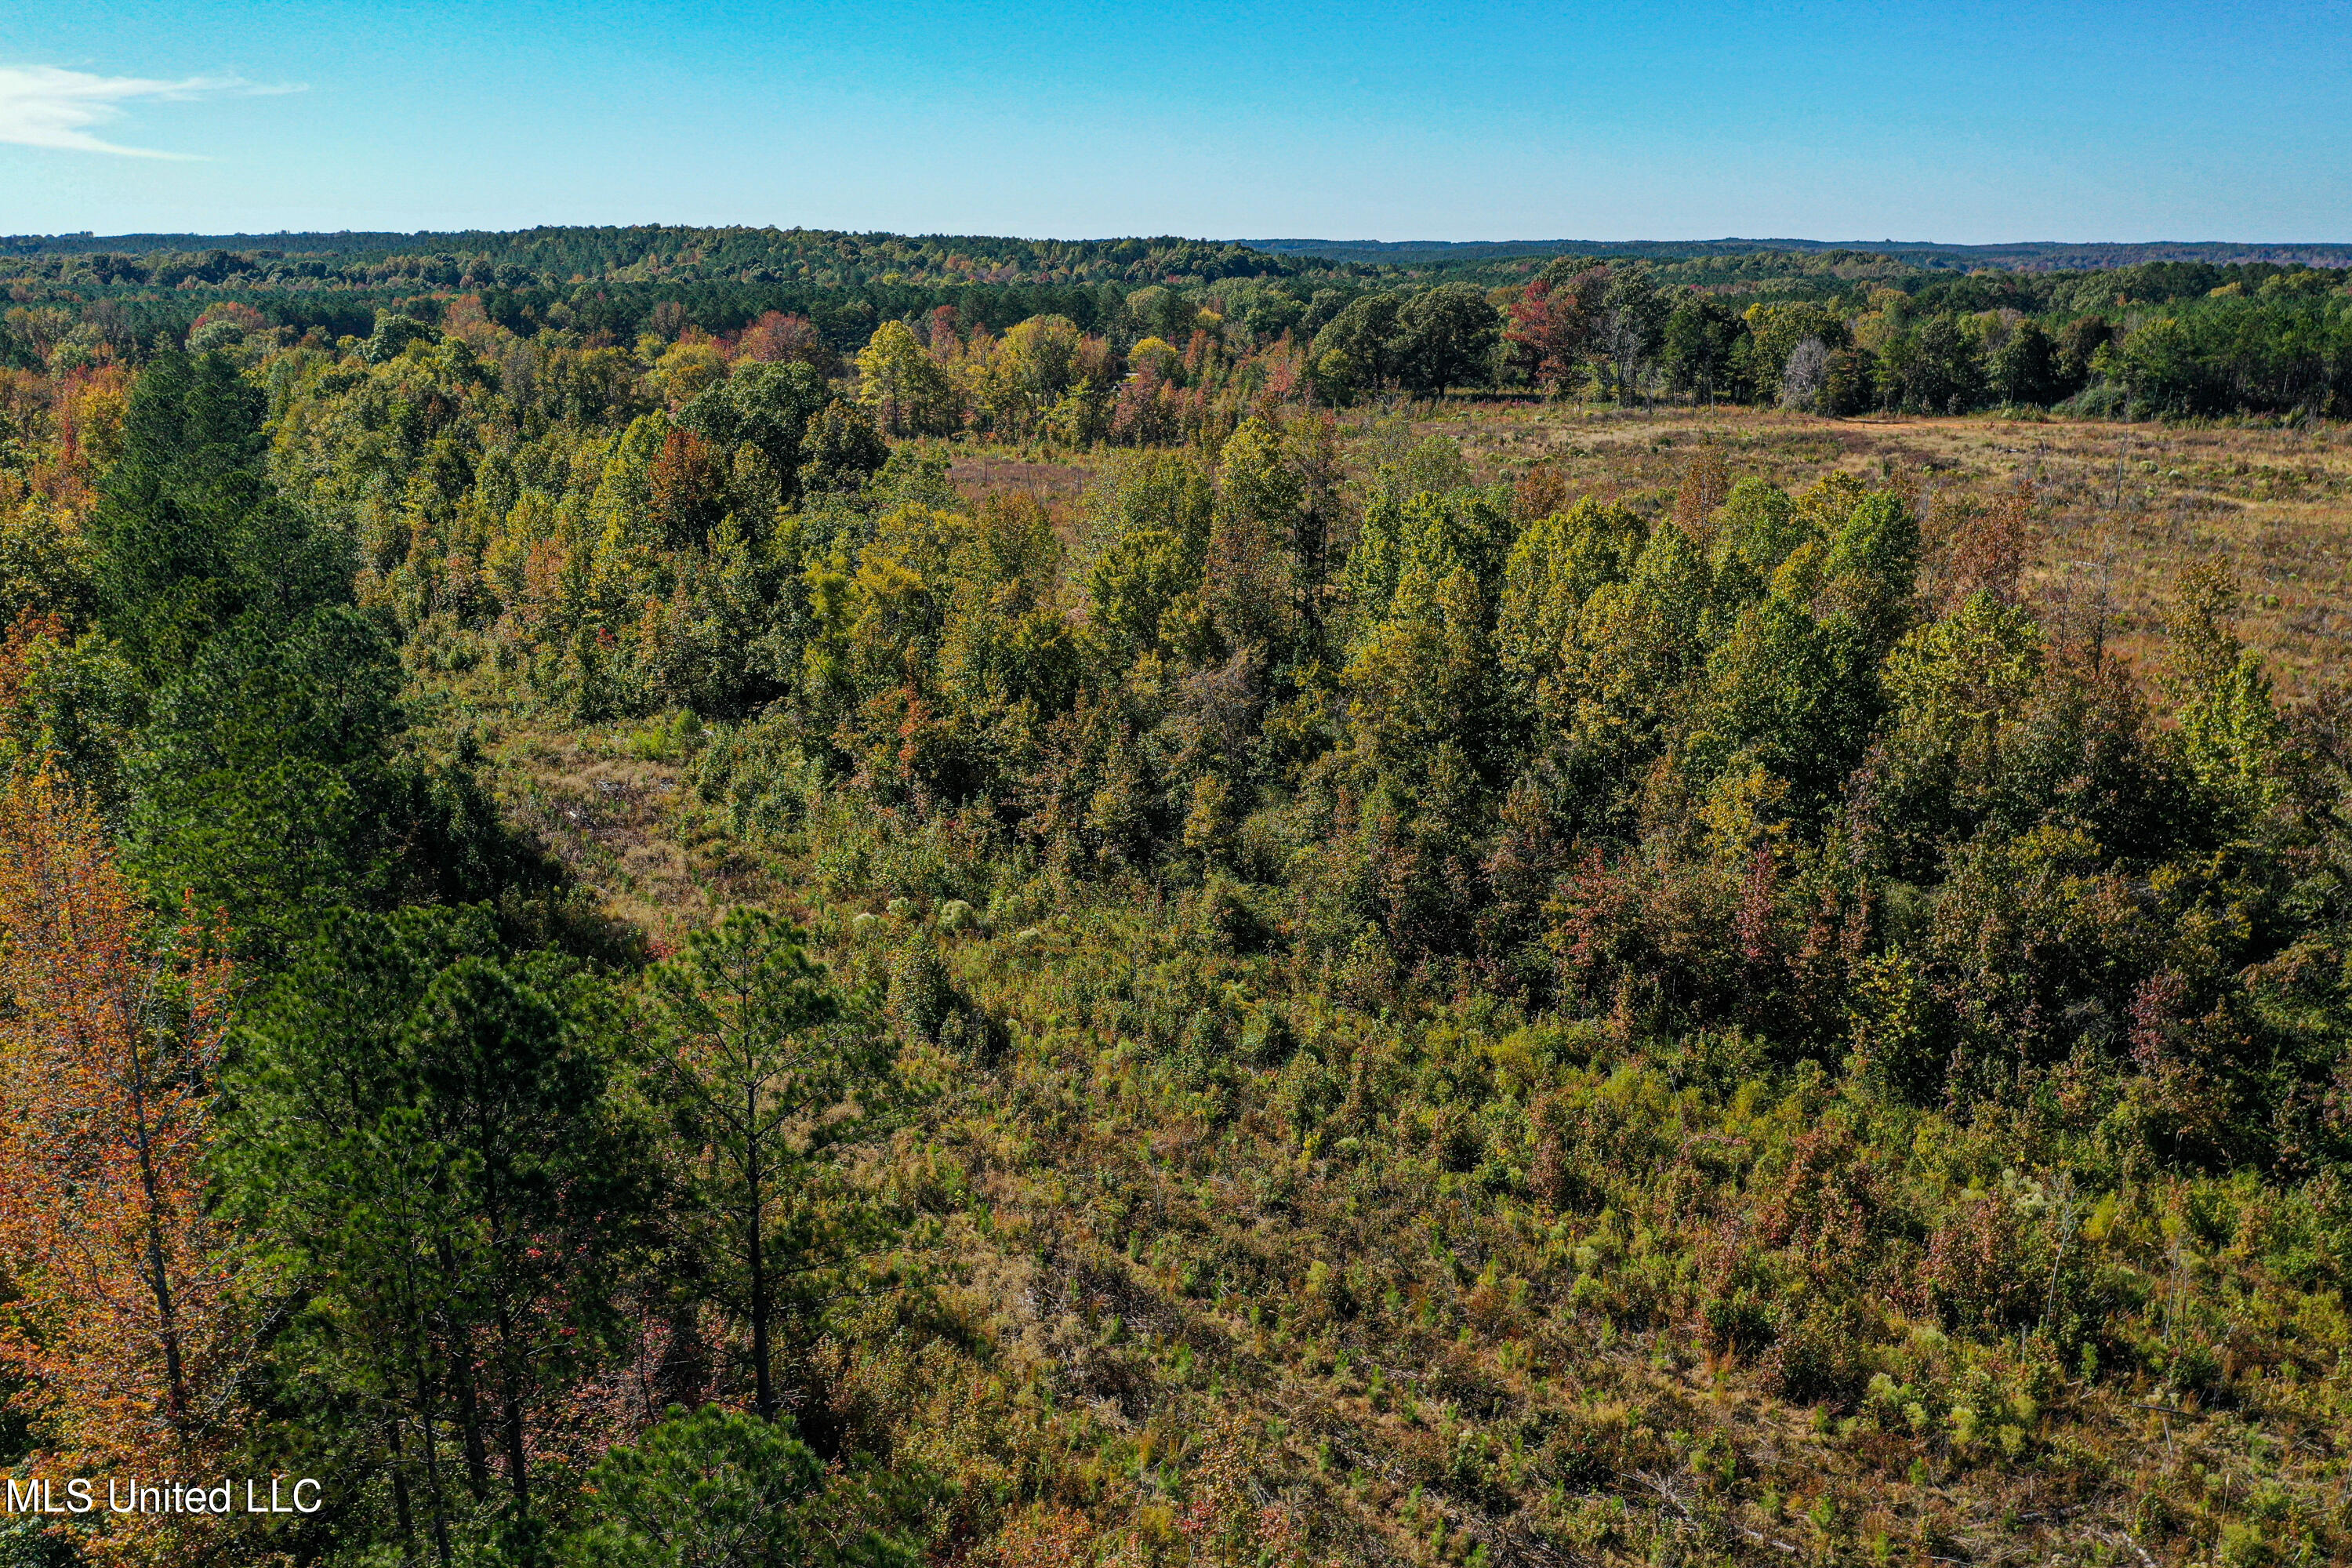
[645,910,904,1422]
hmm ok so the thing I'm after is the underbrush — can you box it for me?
[637,760,2352,1566]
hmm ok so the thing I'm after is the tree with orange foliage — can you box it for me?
[49,365,131,517]
[0,768,246,1564]
[648,428,729,550]
[736,310,838,376]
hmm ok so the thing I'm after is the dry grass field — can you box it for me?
[955,409,2352,699]
[1416,404,2352,700]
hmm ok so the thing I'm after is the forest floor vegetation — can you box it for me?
[383,405,2352,1568]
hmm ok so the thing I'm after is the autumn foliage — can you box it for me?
[0,768,244,1563]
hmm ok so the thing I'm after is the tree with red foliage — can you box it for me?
[1504,265,1607,392]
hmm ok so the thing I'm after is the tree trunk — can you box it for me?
[445,1316,491,1498]
[749,1174,773,1420]
[118,1013,190,1425]
[660,1295,710,1410]
[502,1390,529,1512]
[413,1344,454,1568]
[387,1416,419,1568]
[748,1073,774,1421]
[496,1306,530,1512]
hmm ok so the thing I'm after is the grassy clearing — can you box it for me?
[1414,404,2352,700]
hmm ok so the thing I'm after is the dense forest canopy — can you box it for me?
[6,224,2352,419]
[2,222,2351,1568]
[1248,238,2352,272]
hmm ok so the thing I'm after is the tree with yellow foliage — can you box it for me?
[853,320,958,437]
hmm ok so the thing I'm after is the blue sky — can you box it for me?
[3,0,2347,242]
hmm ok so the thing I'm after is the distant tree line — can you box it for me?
[5,227,2350,419]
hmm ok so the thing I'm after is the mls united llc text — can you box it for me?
[5,1479,323,1515]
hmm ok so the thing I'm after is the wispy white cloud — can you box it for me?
[0,65,301,158]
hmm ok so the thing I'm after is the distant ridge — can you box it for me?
[8,227,2349,278]
[1240,237,2352,270]
[0,230,503,256]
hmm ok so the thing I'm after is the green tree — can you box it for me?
[363,312,441,365]
[2111,317,2211,416]
[1080,451,1216,659]
[559,1405,920,1568]
[1989,320,2062,405]
[88,350,351,683]
[1820,345,1878,416]
[798,401,891,495]
[123,606,402,948]
[679,362,830,505]
[853,320,957,437]
[645,911,904,1422]
[1661,293,1746,404]
[1346,485,1512,625]
[228,907,645,1562]
[1554,523,1715,780]
[1345,560,1494,784]
[1711,478,1809,580]
[1737,303,1849,407]
[0,490,96,629]
[1877,590,2046,861]
[1599,265,1670,401]
[1887,314,1985,413]
[978,315,1086,437]
[1396,284,1501,397]
[2054,314,2113,390]
[1204,418,1305,656]
[1820,490,1921,653]
[2163,564,2289,820]
[1087,528,1197,659]
[1494,496,1644,729]
[1702,594,1875,809]
[1309,293,1406,391]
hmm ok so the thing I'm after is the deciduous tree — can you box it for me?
[1395,284,1501,397]
[0,768,245,1565]
[853,321,957,437]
